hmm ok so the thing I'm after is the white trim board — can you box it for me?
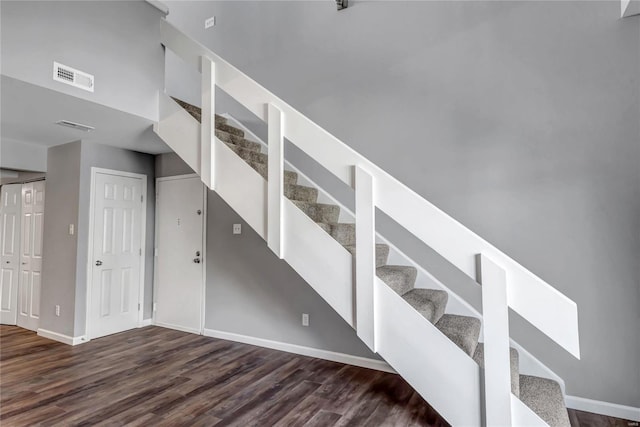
[202,328,394,373]
[566,395,640,422]
[37,328,87,346]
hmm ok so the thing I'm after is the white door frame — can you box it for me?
[153,174,207,334]
[86,167,147,340]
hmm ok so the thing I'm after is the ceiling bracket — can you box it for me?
[336,0,348,11]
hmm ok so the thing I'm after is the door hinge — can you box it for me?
[138,303,141,311]
[141,195,144,203]
[139,248,142,256]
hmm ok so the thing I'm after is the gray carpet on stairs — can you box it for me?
[173,97,573,427]
[435,314,481,356]
[402,289,448,324]
[376,265,418,295]
[473,343,520,397]
[343,244,390,267]
[519,375,570,427]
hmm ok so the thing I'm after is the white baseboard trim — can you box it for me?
[139,318,153,327]
[37,328,87,346]
[202,328,395,373]
[566,395,640,421]
[155,321,200,335]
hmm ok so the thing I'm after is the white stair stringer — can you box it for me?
[154,94,201,175]
[376,277,483,426]
[283,199,354,326]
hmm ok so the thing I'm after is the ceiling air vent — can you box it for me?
[55,120,95,132]
[53,62,94,92]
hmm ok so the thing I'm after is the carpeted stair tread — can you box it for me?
[217,123,244,137]
[316,222,355,246]
[343,244,390,267]
[376,265,417,296]
[215,130,262,152]
[247,160,298,185]
[402,288,448,324]
[171,97,226,125]
[225,143,268,164]
[292,201,340,223]
[284,184,318,203]
[519,375,570,427]
[473,343,520,397]
[435,314,481,356]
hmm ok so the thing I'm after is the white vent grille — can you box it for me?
[53,62,94,92]
[55,120,95,132]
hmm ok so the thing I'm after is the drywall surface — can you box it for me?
[74,142,156,335]
[0,139,48,172]
[0,0,164,121]
[155,153,377,359]
[40,141,82,337]
[155,152,194,178]
[165,1,640,406]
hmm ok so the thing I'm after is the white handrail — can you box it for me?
[160,19,579,359]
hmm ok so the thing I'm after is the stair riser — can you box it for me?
[247,161,298,185]
[227,144,268,164]
[293,202,340,223]
[376,266,417,296]
[344,244,390,268]
[329,223,356,246]
[285,185,318,203]
[215,130,262,152]
[217,123,244,137]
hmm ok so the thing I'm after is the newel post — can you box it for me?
[476,253,512,426]
[201,56,215,189]
[267,103,284,258]
[355,165,375,350]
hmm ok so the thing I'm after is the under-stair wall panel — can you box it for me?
[214,139,267,239]
[154,94,200,174]
[375,277,483,426]
[282,199,354,327]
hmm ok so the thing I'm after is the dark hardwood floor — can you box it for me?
[1,326,635,426]
[0,325,448,426]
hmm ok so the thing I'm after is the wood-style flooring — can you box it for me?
[0,325,635,426]
[0,326,447,426]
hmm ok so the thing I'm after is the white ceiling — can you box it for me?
[1,75,170,154]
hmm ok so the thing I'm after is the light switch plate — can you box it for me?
[205,16,216,28]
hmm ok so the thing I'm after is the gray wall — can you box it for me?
[165,1,640,406]
[155,153,376,359]
[0,139,48,172]
[1,0,164,121]
[41,141,82,337]
[40,141,155,338]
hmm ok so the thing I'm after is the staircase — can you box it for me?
[154,20,580,427]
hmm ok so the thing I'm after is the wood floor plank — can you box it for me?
[1,325,630,427]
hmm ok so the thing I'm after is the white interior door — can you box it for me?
[90,171,145,339]
[0,184,22,325]
[17,181,45,331]
[155,175,205,334]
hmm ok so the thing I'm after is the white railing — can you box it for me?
[160,19,579,426]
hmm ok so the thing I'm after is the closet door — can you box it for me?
[17,181,45,331]
[0,184,22,325]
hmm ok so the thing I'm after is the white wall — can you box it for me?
[165,1,640,407]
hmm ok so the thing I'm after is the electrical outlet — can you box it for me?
[233,224,242,235]
[302,313,309,327]
[205,16,216,29]
[68,224,74,235]
[153,302,157,312]
[55,305,60,317]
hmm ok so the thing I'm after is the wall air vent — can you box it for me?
[53,62,95,92]
[55,120,95,132]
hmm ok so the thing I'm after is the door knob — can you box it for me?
[193,258,201,264]
[195,251,200,257]
[95,260,103,266]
